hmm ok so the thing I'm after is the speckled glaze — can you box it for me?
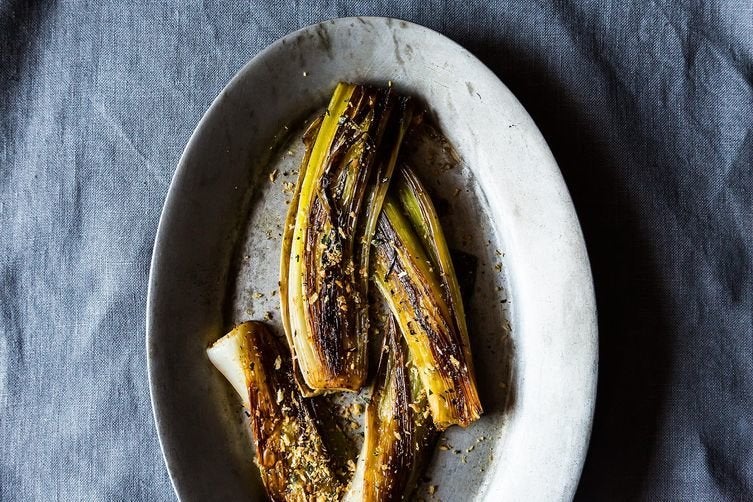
[147,17,597,502]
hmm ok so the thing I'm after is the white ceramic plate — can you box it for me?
[147,17,597,502]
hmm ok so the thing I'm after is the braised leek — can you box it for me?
[207,322,343,502]
[280,116,322,396]
[345,317,436,502]
[372,168,483,429]
[282,82,413,393]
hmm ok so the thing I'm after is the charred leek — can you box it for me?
[282,82,413,394]
[207,322,343,502]
[345,317,436,502]
[372,167,483,429]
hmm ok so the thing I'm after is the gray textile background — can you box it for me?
[1,0,751,500]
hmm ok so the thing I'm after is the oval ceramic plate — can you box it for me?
[147,17,597,502]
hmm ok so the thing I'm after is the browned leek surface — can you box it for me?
[282,82,413,393]
[372,178,482,430]
[347,317,435,501]
[222,322,343,502]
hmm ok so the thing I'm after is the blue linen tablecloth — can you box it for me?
[1,1,751,500]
